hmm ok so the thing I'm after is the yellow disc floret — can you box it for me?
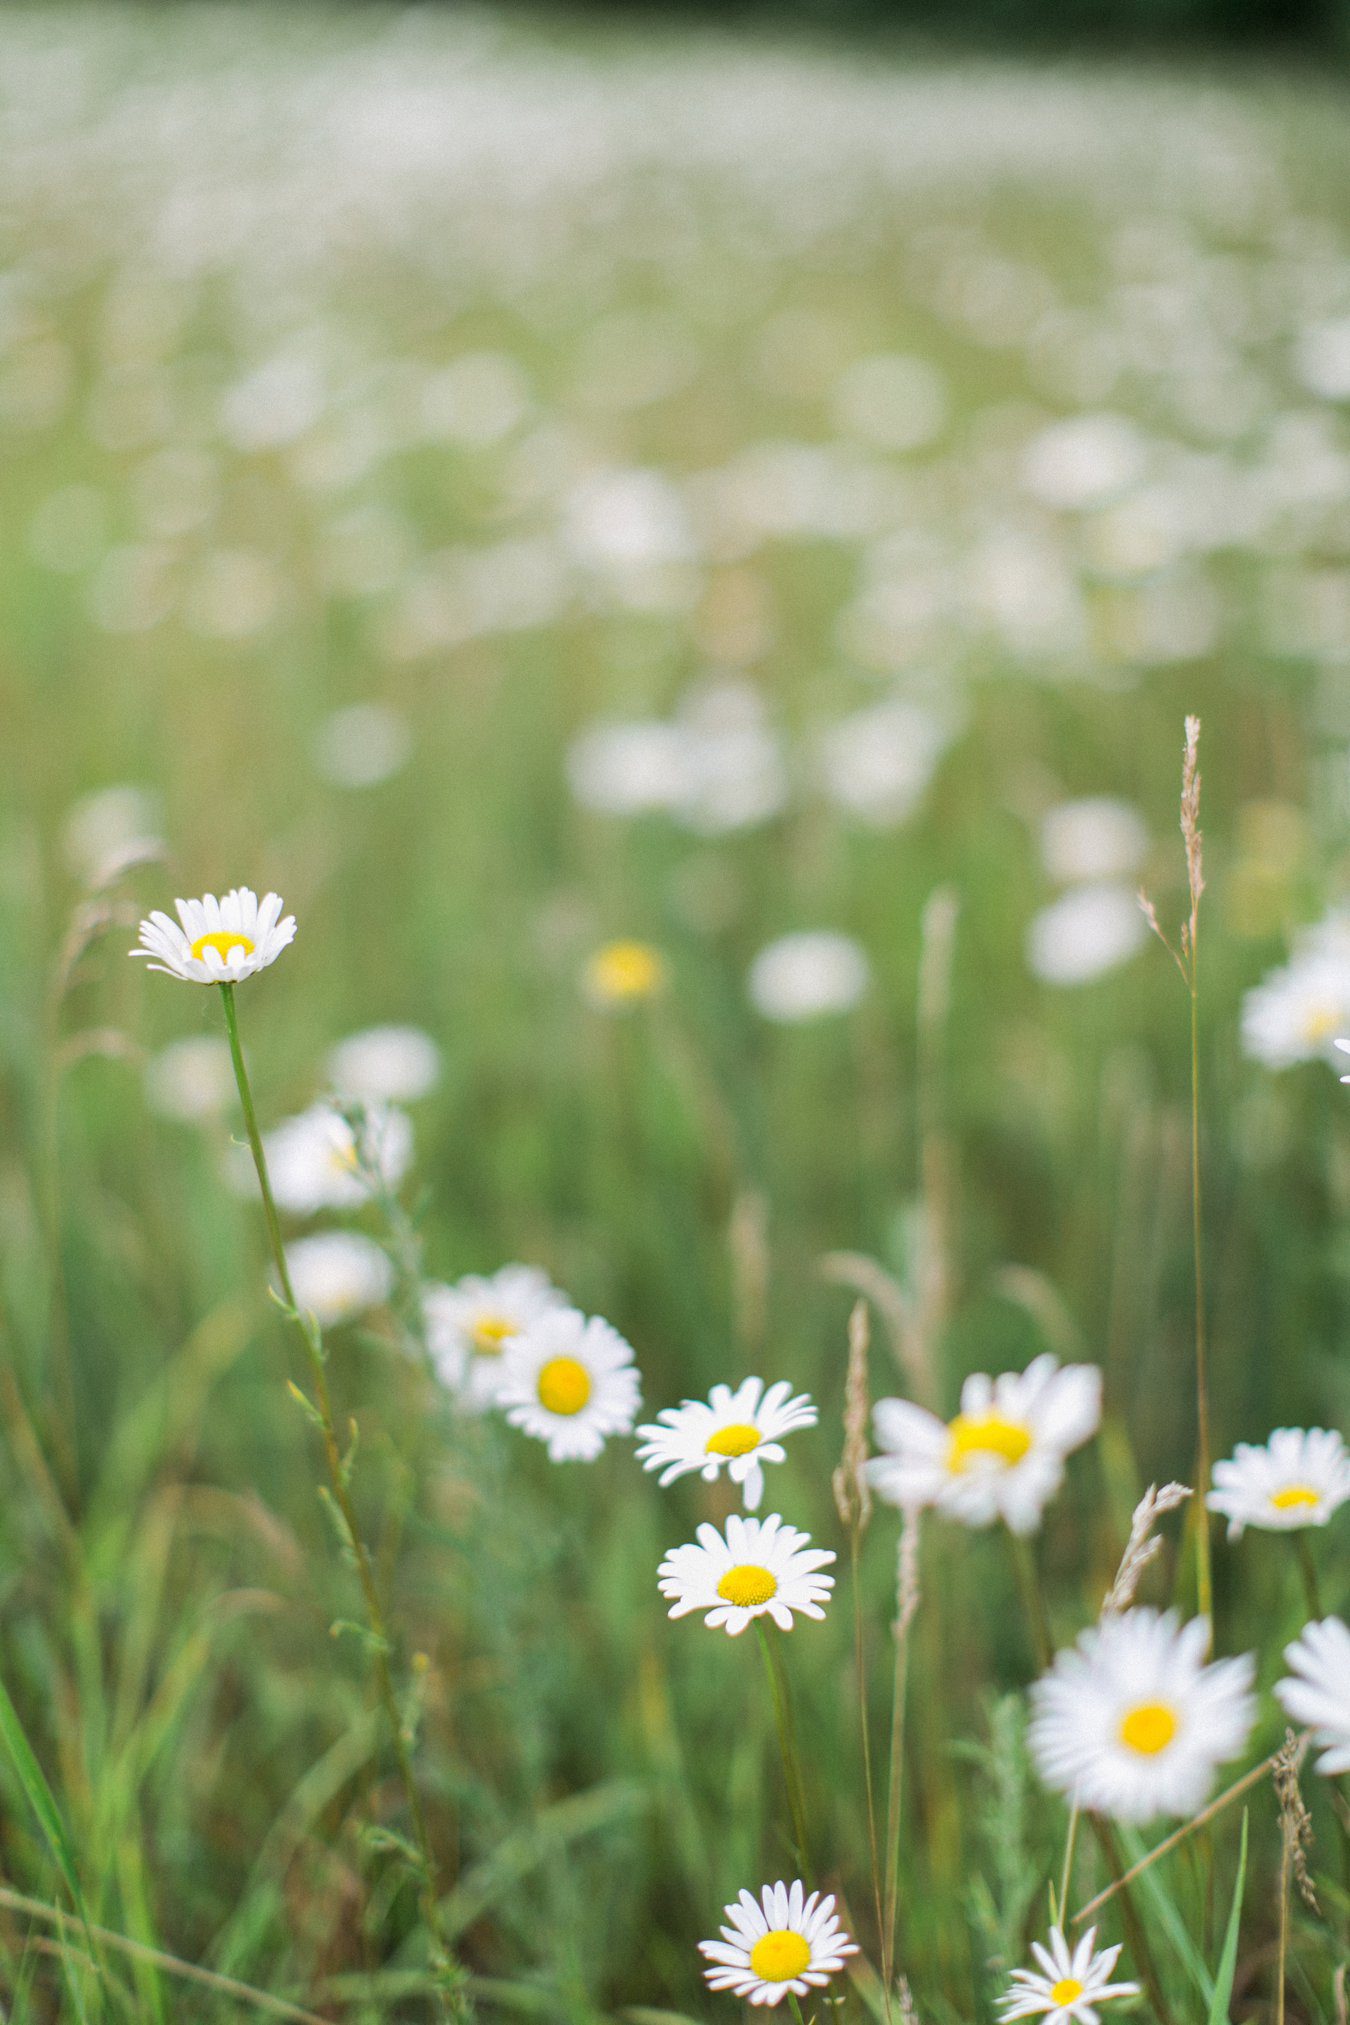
[706,1422,762,1458]
[1118,1700,1179,1756]
[585,940,667,1004]
[1050,1978,1085,2007]
[191,930,255,963]
[947,1411,1033,1473]
[749,1930,811,1983]
[1271,1484,1320,1511]
[537,1356,592,1416]
[471,1314,515,1357]
[716,1563,778,1607]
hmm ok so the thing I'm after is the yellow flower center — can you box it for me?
[716,1563,778,1607]
[1050,1978,1085,2007]
[471,1314,515,1357]
[1302,1001,1340,1044]
[947,1411,1033,1473]
[1271,1484,1320,1511]
[586,940,666,1003]
[190,930,255,963]
[748,1930,811,1982]
[536,1356,592,1416]
[706,1422,762,1458]
[1118,1700,1179,1756]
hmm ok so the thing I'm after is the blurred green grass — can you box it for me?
[3,7,1350,2020]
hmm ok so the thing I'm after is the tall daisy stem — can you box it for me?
[756,1619,813,1877]
[881,1514,920,1998]
[218,983,464,2017]
[1188,966,1213,1634]
[1294,1535,1323,1621]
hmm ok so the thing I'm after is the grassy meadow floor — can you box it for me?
[2,7,1350,2020]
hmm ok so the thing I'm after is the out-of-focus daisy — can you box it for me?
[283,1232,393,1327]
[999,1926,1139,2024]
[326,1025,441,1104]
[1030,1609,1256,1822]
[424,1265,569,1413]
[699,1879,857,2008]
[241,1104,412,1216]
[133,889,296,985]
[583,939,667,1008]
[63,783,163,887]
[144,1035,235,1123]
[498,1309,641,1461]
[1241,953,1350,1069]
[658,1512,835,1636]
[868,1354,1100,1534]
[636,1378,817,1511]
[748,931,870,1023]
[566,717,694,817]
[1207,1428,1350,1540]
[1040,798,1148,887]
[817,695,957,830]
[1027,884,1147,987]
[313,703,411,789]
[1336,1037,1350,1082]
[1277,1618,1350,1774]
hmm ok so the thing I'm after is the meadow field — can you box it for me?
[6,7,1350,2020]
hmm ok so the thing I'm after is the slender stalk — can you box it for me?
[881,1515,920,1997]
[755,1619,813,1877]
[1188,969,1213,1634]
[218,983,464,2017]
[1294,1535,1323,1621]
[1091,1818,1179,2025]
[1276,1828,1290,2025]
[850,1528,885,1980]
[1057,1798,1081,1926]
[1009,1534,1053,1672]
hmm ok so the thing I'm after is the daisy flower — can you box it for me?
[1207,1427,1350,1540]
[326,1024,441,1104]
[867,1354,1101,1534]
[636,1377,818,1510]
[133,888,296,984]
[999,1925,1139,2024]
[424,1265,569,1412]
[1277,1617,1350,1774]
[239,1103,412,1216]
[658,1512,835,1636]
[583,939,667,1007]
[498,1308,641,1461]
[699,1879,857,2008]
[1029,1609,1256,1822]
[283,1232,393,1327]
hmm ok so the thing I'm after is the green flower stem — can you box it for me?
[1294,1534,1323,1621]
[755,1618,812,1877]
[218,982,464,2018]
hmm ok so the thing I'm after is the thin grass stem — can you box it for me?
[755,1619,813,1877]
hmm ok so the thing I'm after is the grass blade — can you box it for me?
[1207,1810,1249,2025]
[0,1672,88,1926]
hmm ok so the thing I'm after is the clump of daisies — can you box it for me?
[636,1377,817,1510]
[1030,1608,1256,1821]
[868,1353,1101,1534]
[424,1265,569,1413]
[999,1926,1139,2024]
[1207,1427,1350,1539]
[658,1512,835,1636]
[699,1880,857,2008]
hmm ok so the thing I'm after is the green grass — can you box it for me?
[2,7,1350,2020]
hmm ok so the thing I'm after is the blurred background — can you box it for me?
[5,4,1350,2021]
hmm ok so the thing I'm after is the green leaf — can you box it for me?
[0,1672,88,1928]
[1207,1810,1249,2025]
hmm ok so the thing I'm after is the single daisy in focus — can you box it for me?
[1277,1617,1350,1774]
[658,1512,835,1636]
[1030,1609,1256,1822]
[1207,1427,1350,1540]
[133,888,296,984]
[283,1232,393,1327]
[498,1308,641,1461]
[867,1354,1101,1534]
[999,1926,1139,2024]
[239,1103,412,1215]
[583,938,667,1008]
[636,1377,818,1510]
[699,1880,857,2008]
[424,1265,569,1412]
